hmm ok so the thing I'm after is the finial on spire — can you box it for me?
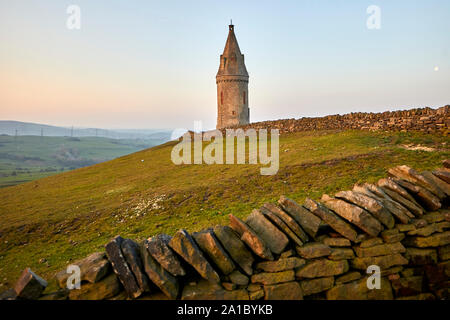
[229,19,234,31]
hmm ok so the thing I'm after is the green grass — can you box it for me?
[0,129,448,293]
[0,135,162,188]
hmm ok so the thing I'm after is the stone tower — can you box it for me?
[216,23,249,129]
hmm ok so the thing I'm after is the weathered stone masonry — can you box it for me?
[223,105,449,135]
[4,160,450,300]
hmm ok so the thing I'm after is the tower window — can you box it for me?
[232,111,235,115]
[243,91,246,104]
[221,92,223,105]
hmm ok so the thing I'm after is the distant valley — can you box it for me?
[0,121,174,188]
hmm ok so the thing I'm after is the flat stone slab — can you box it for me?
[397,223,416,232]
[403,230,450,248]
[56,252,110,289]
[335,190,394,229]
[304,198,357,242]
[335,271,361,284]
[146,234,186,277]
[121,239,150,294]
[352,184,412,223]
[422,211,447,224]
[247,283,262,292]
[361,182,416,217]
[105,236,143,299]
[192,229,235,275]
[181,280,249,300]
[228,270,249,286]
[382,266,404,277]
[351,253,408,270]
[326,277,393,300]
[381,229,405,243]
[249,289,265,300]
[296,242,331,259]
[433,169,450,184]
[295,259,348,278]
[14,268,48,300]
[323,237,352,247]
[407,221,450,237]
[378,177,422,206]
[278,196,321,238]
[141,239,179,299]
[260,205,304,246]
[68,273,120,300]
[169,229,220,283]
[380,186,424,217]
[245,209,289,254]
[321,194,383,237]
[262,202,308,242]
[389,165,445,199]
[256,257,305,273]
[354,242,406,258]
[251,270,295,285]
[229,214,273,260]
[213,225,254,276]
[328,248,355,260]
[280,249,295,258]
[393,179,441,211]
[300,277,334,296]
[422,171,450,197]
[264,281,303,300]
[359,237,383,248]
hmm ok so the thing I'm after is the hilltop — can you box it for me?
[0,126,448,292]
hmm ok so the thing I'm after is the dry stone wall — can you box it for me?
[3,161,450,301]
[222,105,449,135]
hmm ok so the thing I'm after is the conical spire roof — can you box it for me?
[216,24,249,77]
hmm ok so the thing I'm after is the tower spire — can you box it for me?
[218,22,248,77]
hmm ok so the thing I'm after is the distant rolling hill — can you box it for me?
[0,120,173,141]
[0,129,448,292]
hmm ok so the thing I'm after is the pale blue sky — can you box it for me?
[1,0,449,130]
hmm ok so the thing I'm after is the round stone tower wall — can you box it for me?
[217,76,249,128]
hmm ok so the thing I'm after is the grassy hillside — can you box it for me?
[0,135,164,188]
[0,129,448,293]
